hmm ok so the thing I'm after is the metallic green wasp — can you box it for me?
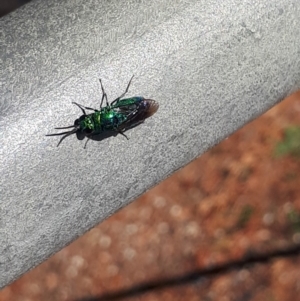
[46,76,159,148]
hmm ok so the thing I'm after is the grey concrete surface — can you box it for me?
[1,0,300,288]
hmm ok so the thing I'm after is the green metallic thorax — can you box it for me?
[79,111,101,132]
[79,110,128,134]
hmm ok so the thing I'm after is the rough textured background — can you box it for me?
[0,0,300,289]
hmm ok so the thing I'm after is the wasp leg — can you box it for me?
[118,130,129,140]
[83,137,91,149]
[111,75,134,105]
[83,133,101,149]
[83,132,101,149]
[99,78,109,109]
[72,102,98,115]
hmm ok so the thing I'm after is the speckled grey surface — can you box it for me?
[0,0,300,288]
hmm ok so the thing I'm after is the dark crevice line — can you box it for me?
[74,244,300,301]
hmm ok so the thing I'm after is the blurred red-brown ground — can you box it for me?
[1,91,300,301]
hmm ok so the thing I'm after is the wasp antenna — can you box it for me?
[46,128,78,146]
[46,129,76,137]
[54,125,75,129]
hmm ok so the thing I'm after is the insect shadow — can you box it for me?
[76,119,145,147]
